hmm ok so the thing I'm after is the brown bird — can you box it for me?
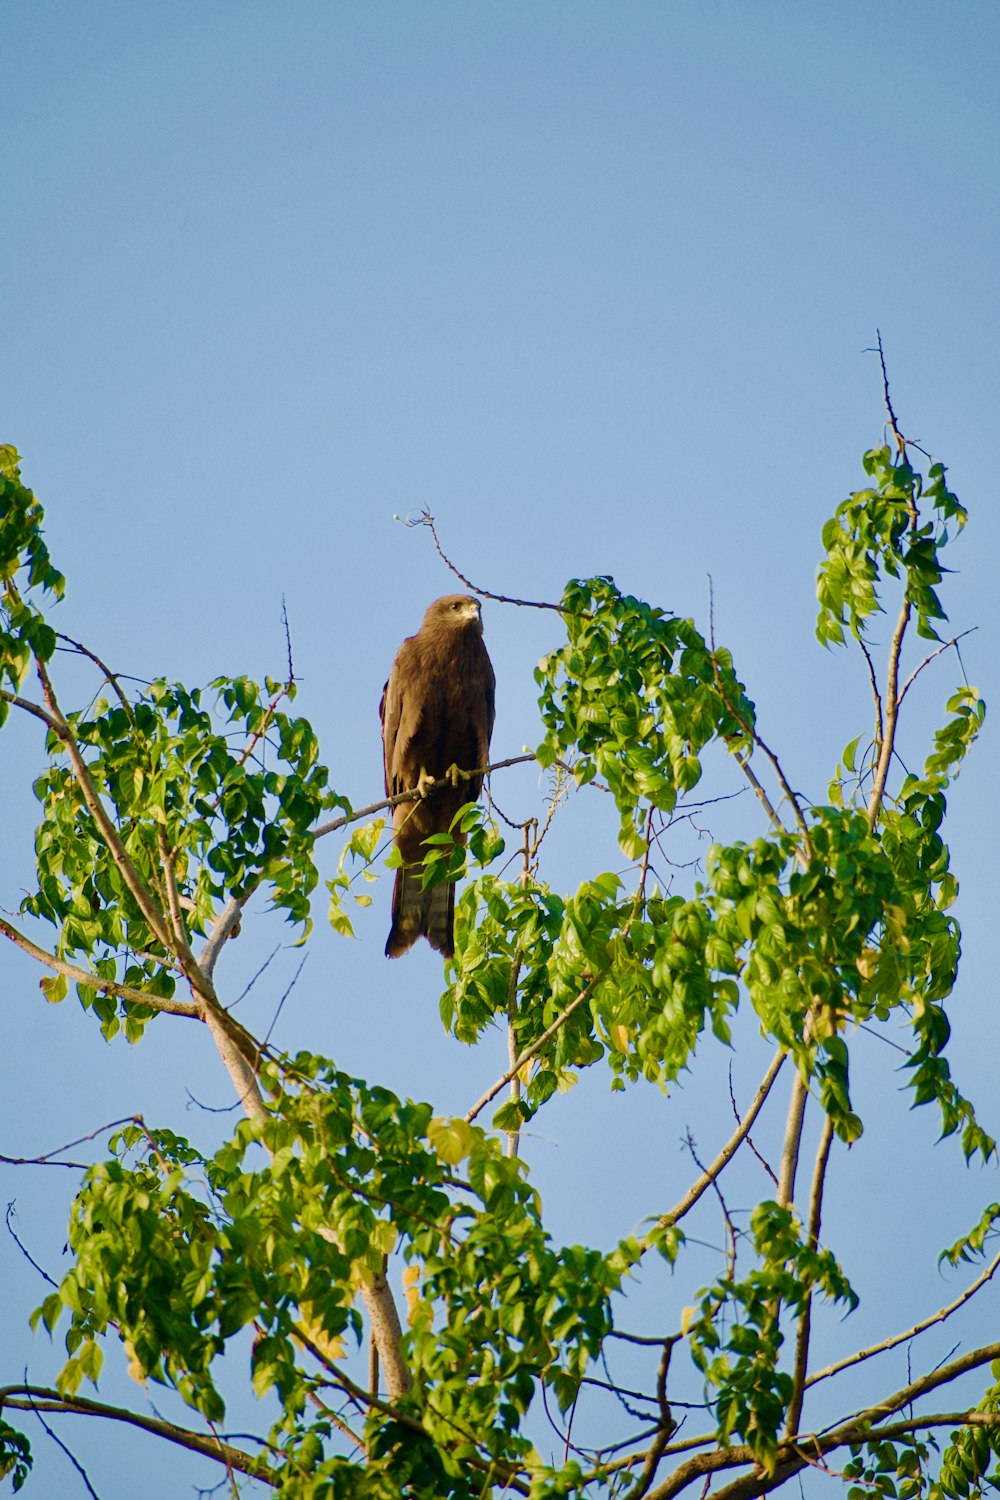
[380,595,496,959]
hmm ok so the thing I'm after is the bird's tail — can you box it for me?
[385,864,456,959]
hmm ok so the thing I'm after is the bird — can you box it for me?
[380,594,496,959]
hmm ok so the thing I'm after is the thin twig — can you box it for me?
[23,1384,102,1500]
[728,1065,778,1186]
[874,331,909,461]
[53,632,137,727]
[685,1130,738,1281]
[406,510,568,614]
[858,636,884,748]
[6,1206,58,1287]
[897,629,978,708]
[260,953,308,1051]
[646,1050,786,1244]
[806,1247,1000,1389]
[0,1116,143,1170]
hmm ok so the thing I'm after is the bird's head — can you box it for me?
[424,595,483,631]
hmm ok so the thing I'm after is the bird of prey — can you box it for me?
[380,594,496,959]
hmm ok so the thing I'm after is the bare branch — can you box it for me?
[776,1073,809,1210]
[405,510,568,614]
[0,1116,146,1170]
[312,753,537,840]
[647,1050,786,1243]
[858,635,884,748]
[6,1204,58,1287]
[733,751,787,837]
[0,915,200,1018]
[646,1338,1000,1500]
[806,1247,1000,1390]
[0,1386,274,1485]
[199,894,253,981]
[866,594,911,828]
[897,629,978,708]
[53,631,137,726]
[728,1065,778,1186]
[786,1113,835,1437]
[874,330,909,461]
[0,687,59,731]
[465,975,602,1124]
[21,1387,101,1500]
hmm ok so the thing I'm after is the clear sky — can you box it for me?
[3,3,999,1494]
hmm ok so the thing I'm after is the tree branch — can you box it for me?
[465,975,602,1124]
[0,1386,274,1485]
[897,629,978,709]
[53,631,138,726]
[407,510,569,614]
[646,1050,786,1242]
[806,1247,1000,1390]
[312,754,537,840]
[858,635,884,750]
[0,915,200,1017]
[646,1338,1000,1500]
[776,1073,809,1210]
[32,655,175,953]
[0,687,58,731]
[786,1114,834,1436]
[866,594,911,829]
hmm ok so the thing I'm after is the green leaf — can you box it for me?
[39,972,68,1003]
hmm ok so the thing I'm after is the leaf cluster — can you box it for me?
[22,675,345,1037]
[536,576,756,857]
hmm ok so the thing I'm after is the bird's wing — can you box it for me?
[379,665,404,797]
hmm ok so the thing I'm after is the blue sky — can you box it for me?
[3,3,999,1494]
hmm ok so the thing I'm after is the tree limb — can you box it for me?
[646,1338,1000,1500]
[776,1073,809,1210]
[806,1247,1000,1389]
[0,916,200,1017]
[465,975,601,1124]
[0,1385,274,1485]
[312,754,537,840]
[786,1113,834,1436]
[33,655,176,954]
[646,1050,786,1243]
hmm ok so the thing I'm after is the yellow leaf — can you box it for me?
[610,1023,630,1052]
[403,1265,421,1325]
[680,1306,697,1336]
[427,1116,474,1166]
[123,1338,147,1387]
[855,947,878,980]
[295,1304,347,1364]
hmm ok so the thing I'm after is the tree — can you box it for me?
[0,377,995,1500]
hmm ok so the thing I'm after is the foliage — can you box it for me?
[0,421,996,1499]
